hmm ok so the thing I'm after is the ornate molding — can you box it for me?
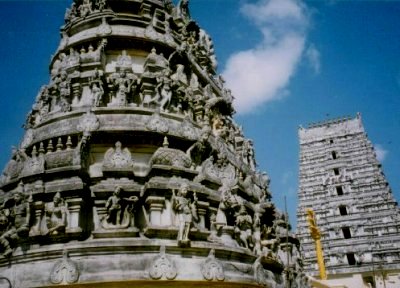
[50,251,79,284]
[201,249,224,281]
[148,246,177,280]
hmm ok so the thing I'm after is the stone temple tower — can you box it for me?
[297,114,400,287]
[0,1,307,287]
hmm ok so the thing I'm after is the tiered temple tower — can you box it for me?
[0,1,307,287]
[297,114,400,287]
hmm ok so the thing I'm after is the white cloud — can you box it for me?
[306,44,321,74]
[223,0,311,114]
[375,144,388,162]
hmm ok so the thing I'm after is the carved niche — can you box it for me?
[102,141,134,171]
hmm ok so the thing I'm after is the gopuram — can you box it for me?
[297,114,400,288]
[0,1,308,287]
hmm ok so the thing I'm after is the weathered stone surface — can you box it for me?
[297,114,400,287]
[0,0,308,287]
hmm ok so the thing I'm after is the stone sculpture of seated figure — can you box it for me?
[45,192,68,235]
[0,191,31,257]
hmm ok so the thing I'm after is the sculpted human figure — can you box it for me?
[156,76,172,111]
[45,192,68,235]
[172,183,198,246]
[108,71,135,106]
[0,191,31,257]
[234,205,253,249]
[91,82,104,106]
[216,185,242,226]
[186,127,212,169]
[79,0,92,18]
[103,186,138,228]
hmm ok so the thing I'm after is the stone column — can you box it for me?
[67,198,83,233]
[146,196,165,226]
[196,201,209,229]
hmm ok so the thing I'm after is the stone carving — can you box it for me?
[116,50,132,71]
[254,257,275,287]
[50,251,79,284]
[172,183,198,247]
[174,0,190,22]
[0,189,31,257]
[64,2,78,24]
[101,186,138,229]
[186,126,212,169]
[146,109,169,133]
[149,245,177,280]
[234,205,254,249]
[77,110,100,133]
[242,139,256,170]
[216,185,243,227]
[103,142,133,169]
[97,17,112,36]
[156,75,173,111]
[79,0,92,18]
[80,39,107,64]
[1,147,27,183]
[179,117,198,140]
[107,71,137,106]
[201,249,224,281]
[94,0,107,12]
[44,192,68,235]
[25,86,51,128]
[21,146,45,176]
[170,64,189,112]
[150,137,192,169]
[90,81,104,107]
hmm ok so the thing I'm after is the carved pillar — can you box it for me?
[93,200,107,230]
[146,196,165,226]
[196,201,209,229]
[67,198,83,233]
[30,201,44,236]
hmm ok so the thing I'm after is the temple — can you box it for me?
[297,114,400,287]
[0,1,307,287]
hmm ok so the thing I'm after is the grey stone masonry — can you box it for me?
[297,113,400,277]
[0,0,308,287]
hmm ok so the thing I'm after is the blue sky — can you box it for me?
[0,0,400,227]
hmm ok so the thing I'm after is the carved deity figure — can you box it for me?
[103,141,133,169]
[116,50,132,70]
[107,71,135,106]
[156,76,172,111]
[175,0,190,21]
[0,191,31,257]
[186,127,212,169]
[242,139,256,170]
[172,183,198,247]
[1,148,28,183]
[45,192,68,235]
[102,186,138,229]
[91,82,104,106]
[216,185,242,227]
[234,205,253,249]
[95,0,107,11]
[79,0,92,18]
